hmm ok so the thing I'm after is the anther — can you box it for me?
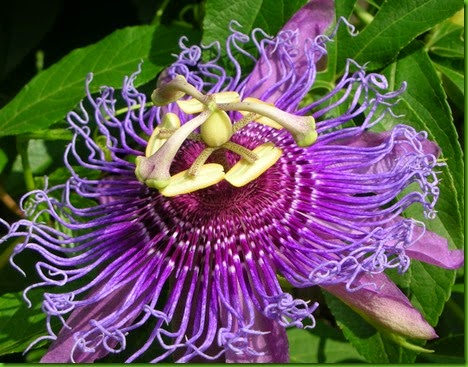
[145,113,181,157]
[135,110,213,189]
[225,143,282,187]
[159,163,225,197]
[177,92,240,114]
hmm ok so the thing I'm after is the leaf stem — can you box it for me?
[152,0,171,25]
[16,137,35,192]
[0,185,23,217]
[445,298,464,322]
[19,128,73,141]
[354,4,374,25]
[113,102,154,117]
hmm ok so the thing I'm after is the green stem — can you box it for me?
[152,0,171,25]
[16,137,35,191]
[354,4,374,25]
[113,102,153,117]
[446,298,465,322]
[20,128,73,141]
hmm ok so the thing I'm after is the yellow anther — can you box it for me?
[225,143,282,187]
[177,92,241,114]
[239,98,283,130]
[159,163,225,197]
[200,110,233,147]
[145,113,181,157]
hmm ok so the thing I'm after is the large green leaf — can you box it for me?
[0,25,198,137]
[287,320,365,363]
[336,0,464,72]
[202,0,307,51]
[0,291,52,355]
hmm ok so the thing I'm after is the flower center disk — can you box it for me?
[134,75,317,197]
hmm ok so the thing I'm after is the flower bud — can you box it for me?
[324,274,438,345]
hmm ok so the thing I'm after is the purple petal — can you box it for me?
[41,281,136,363]
[340,129,441,174]
[324,273,438,340]
[246,0,335,103]
[406,225,464,269]
[225,309,289,363]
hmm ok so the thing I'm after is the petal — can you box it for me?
[225,311,289,363]
[339,128,441,174]
[246,0,335,103]
[323,273,438,340]
[406,225,464,269]
[41,281,136,363]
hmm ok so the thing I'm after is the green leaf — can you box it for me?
[380,42,464,251]
[433,59,464,111]
[336,0,464,71]
[0,291,53,355]
[426,19,464,59]
[0,148,7,174]
[434,59,464,94]
[287,321,365,363]
[322,291,419,363]
[316,0,357,84]
[0,25,198,137]
[202,0,306,52]
[252,0,308,35]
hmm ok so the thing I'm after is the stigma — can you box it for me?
[135,75,317,197]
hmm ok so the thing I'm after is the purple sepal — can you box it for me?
[342,129,441,174]
[41,281,136,363]
[324,273,438,340]
[407,225,464,269]
[225,310,289,363]
[245,0,335,103]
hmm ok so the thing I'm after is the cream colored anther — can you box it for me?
[225,143,282,187]
[159,163,225,197]
[145,113,181,157]
[177,92,241,114]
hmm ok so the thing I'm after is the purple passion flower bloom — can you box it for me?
[1,1,463,363]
